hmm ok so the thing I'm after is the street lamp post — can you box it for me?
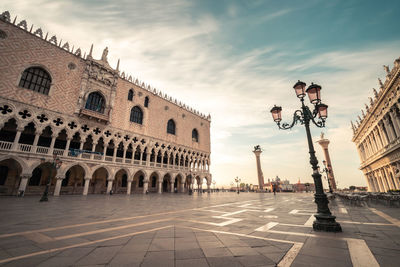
[235,177,241,194]
[270,80,341,232]
[40,154,62,202]
[321,160,333,193]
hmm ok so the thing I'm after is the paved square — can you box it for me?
[0,193,399,266]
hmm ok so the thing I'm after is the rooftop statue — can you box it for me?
[383,65,390,74]
[101,47,109,62]
[254,145,261,151]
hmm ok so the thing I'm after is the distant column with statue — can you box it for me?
[253,145,265,190]
[317,133,337,190]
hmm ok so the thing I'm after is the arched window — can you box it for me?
[130,106,143,124]
[128,89,134,101]
[85,92,105,113]
[19,67,51,95]
[192,129,199,142]
[144,96,149,108]
[167,119,176,135]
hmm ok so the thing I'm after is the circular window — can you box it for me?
[0,30,7,39]
[164,106,169,111]
[68,62,76,70]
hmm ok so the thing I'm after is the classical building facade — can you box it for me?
[0,11,212,196]
[351,56,400,192]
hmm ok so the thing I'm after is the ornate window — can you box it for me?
[19,67,51,95]
[144,96,149,108]
[167,119,176,135]
[85,92,105,113]
[130,106,143,124]
[192,129,199,142]
[128,89,134,101]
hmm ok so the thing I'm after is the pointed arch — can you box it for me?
[167,119,175,135]
[130,106,143,124]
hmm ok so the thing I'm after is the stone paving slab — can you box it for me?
[0,193,399,266]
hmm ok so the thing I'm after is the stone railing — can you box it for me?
[336,192,400,207]
[0,140,206,173]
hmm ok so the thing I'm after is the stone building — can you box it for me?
[0,11,212,196]
[351,56,400,192]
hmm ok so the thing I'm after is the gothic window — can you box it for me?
[128,89,134,101]
[19,67,51,95]
[144,96,149,108]
[192,129,199,142]
[130,106,143,124]
[85,92,105,113]
[167,119,175,135]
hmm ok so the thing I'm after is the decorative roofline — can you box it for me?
[0,10,211,122]
[351,56,400,139]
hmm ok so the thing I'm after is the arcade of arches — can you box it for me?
[0,156,211,196]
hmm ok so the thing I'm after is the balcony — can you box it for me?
[0,141,203,173]
[79,108,109,123]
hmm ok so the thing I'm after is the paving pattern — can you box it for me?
[0,192,399,266]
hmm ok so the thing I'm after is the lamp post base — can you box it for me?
[313,214,342,232]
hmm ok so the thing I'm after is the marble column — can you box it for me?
[53,177,64,196]
[170,180,174,193]
[48,134,57,155]
[383,117,395,143]
[112,147,117,162]
[127,179,132,195]
[389,109,400,137]
[78,141,84,158]
[207,183,211,193]
[378,122,389,146]
[180,181,185,193]
[11,127,23,151]
[106,179,113,194]
[143,180,149,194]
[317,135,337,190]
[383,167,395,190]
[18,175,30,196]
[102,145,108,161]
[83,177,90,195]
[63,138,72,157]
[90,142,97,159]
[32,133,41,153]
[158,180,162,194]
[253,147,264,190]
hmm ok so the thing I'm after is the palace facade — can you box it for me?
[0,11,211,196]
[352,56,400,192]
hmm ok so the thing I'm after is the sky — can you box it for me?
[2,0,400,189]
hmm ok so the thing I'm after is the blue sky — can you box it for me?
[2,0,400,188]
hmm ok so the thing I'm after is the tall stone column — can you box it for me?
[127,179,132,195]
[316,133,337,190]
[158,180,162,194]
[252,146,264,190]
[64,138,72,157]
[12,127,23,151]
[54,177,64,196]
[83,177,90,195]
[18,174,30,196]
[143,180,149,194]
[106,179,113,194]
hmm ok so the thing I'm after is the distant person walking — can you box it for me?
[273,185,276,196]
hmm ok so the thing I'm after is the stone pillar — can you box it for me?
[146,152,150,166]
[90,142,97,159]
[12,127,23,151]
[383,167,395,190]
[78,141,84,158]
[378,122,389,146]
[18,175,30,196]
[112,147,117,162]
[378,170,389,192]
[106,179,113,194]
[389,165,400,189]
[253,147,264,190]
[158,180,162,194]
[383,117,395,143]
[317,134,337,190]
[83,177,90,195]
[32,133,41,153]
[389,110,400,138]
[375,172,384,192]
[207,183,211,193]
[54,177,64,196]
[63,138,72,157]
[127,179,132,195]
[48,134,57,155]
[122,148,127,163]
[180,182,185,193]
[143,180,149,194]
[139,151,143,163]
[170,179,175,193]
[102,145,107,161]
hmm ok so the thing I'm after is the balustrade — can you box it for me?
[0,141,12,150]
[18,143,32,152]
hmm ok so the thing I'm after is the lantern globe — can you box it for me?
[270,105,282,122]
[317,103,328,119]
[306,83,322,104]
[293,80,306,98]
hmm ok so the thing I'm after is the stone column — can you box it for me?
[317,134,337,190]
[102,145,108,161]
[32,133,41,153]
[127,179,133,195]
[112,147,117,162]
[143,180,149,194]
[90,142,97,159]
[378,122,389,146]
[207,183,211,193]
[146,152,150,166]
[383,117,395,143]
[106,179,113,194]
[375,172,384,192]
[12,127,23,151]
[139,150,143,163]
[389,109,400,137]
[370,174,377,192]
[18,175,30,196]
[63,138,72,157]
[378,170,389,192]
[383,167,395,190]
[122,147,127,163]
[389,164,400,189]
[253,147,264,190]
[180,181,185,193]
[83,177,90,195]
[48,133,58,155]
[78,141,84,158]
[170,179,175,193]
[54,177,64,196]
[158,180,162,194]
